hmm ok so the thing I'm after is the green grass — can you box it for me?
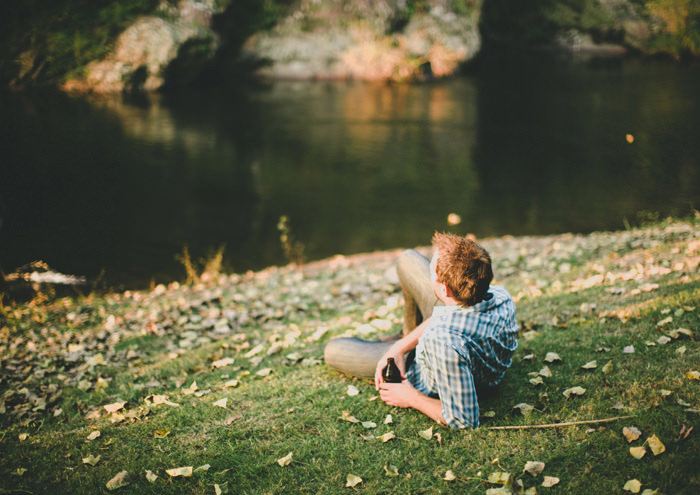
[0,217,698,494]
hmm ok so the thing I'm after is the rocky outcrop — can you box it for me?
[241,0,482,81]
[63,0,225,93]
[484,0,699,58]
[553,0,654,55]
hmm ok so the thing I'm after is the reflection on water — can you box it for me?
[1,54,699,288]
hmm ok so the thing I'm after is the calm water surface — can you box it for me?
[1,54,699,289]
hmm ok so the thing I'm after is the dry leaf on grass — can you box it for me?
[384,464,399,477]
[106,470,129,490]
[277,452,293,467]
[377,431,396,442]
[361,421,377,429]
[486,488,512,495]
[647,434,666,455]
[542,476,560,487]
[623,426,642,443]
[166,466,193,478]
[145,470,158,483]
[103,401,126,413]
[523,461,545,476]
[82,454,101,466]
[347,385,360,396]
[213,398,228,409]
[212,357,234,368]
[539,366,552,377]
[384,414,393,424]
[513,403,535,417]
[346,473,363,487]
[418,427,433,440]
[544,352,561,363]
[256,368,273,377]
[581,360,597,370]
[623,479,642,493]
[150,395,179,407]
[563,386,586,398]
[602,361,614,374]
[685,370,700,380]
[629,446,646,459]
[339,411,360,423]
[488,471,512,484]
[443,469,456,481]
[86,430,101,441]
[623,345,635,354]
[152,429,170,439]
[224,414,241,425]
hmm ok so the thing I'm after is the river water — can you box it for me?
[1,54,699,289]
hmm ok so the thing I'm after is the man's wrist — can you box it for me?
[390,338,406,355]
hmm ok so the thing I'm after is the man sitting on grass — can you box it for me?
[324,232,519,428]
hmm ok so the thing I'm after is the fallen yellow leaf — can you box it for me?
[82,454,101,466]
[103,401,126,414]
[384,464,399,477]
[629,446,646,459]
[647,434,666,456]
[339,410,360,423]
[212,357,234,368]
[685,370,700,380]
[106,470,129,490]
[346,473,363,487]
[418,427,433,440]
[166,466,193,478]
[488,471,512,485]
[86,430,101,441]
[544,352,561,363]
[542,476,560,487]
[276,452,293,467]
[622,426,642,443]
[523,461,545,476]
[377,431,396,442]
[623,479,642,493]
[562,386,586,398]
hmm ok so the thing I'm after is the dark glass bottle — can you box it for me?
[382,357,403,383]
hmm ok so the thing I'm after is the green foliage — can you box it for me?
[481,0,700,57]
[645,0,700,57]
[0,0,160,86]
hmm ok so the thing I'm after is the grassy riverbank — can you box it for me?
[1,216,698,494]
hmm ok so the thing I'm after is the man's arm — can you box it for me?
[375,317,431,389]
[394,316,431,354]
[408,388,446,425]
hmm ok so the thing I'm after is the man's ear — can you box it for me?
[444,285,456,299]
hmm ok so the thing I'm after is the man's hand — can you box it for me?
[379,380,417,408]
[374,344,406,390]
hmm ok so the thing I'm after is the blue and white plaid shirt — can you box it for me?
[406,285,519,428]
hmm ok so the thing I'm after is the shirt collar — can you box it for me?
[432,304,472,316]
[432,290,496,316]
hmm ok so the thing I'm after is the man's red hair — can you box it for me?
[432,232,493,307]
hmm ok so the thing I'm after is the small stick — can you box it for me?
[484,415,633,431]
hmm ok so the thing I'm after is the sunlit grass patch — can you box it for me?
[0,218,698,494]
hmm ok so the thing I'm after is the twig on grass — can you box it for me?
[484,415,633,431]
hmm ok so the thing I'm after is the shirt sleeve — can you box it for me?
[421,333,479,429]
